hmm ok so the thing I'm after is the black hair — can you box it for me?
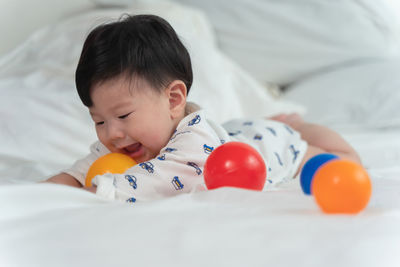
[75,14,193,107]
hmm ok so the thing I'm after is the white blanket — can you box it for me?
[1,1,400,266]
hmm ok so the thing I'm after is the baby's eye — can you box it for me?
[118,112,132,119]
[96,121,104,126]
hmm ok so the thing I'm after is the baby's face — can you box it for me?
[88,76,179,163]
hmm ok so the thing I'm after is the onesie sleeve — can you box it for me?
[62,141,109,186]
[92,111,223,203]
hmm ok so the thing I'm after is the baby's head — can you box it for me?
[75,14,193,163]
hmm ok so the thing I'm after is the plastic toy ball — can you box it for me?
[85,153,137,187]
[312,159,372,214]
[203,142,267,191]
[300,153,339,195]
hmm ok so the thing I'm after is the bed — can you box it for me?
[1,0,400,266]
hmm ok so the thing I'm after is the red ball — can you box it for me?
[204,142,267,191]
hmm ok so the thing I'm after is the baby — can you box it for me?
[45,14,360,202]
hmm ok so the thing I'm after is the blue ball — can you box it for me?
[300,153,339,195]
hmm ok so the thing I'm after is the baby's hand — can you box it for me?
[268,113,304,130]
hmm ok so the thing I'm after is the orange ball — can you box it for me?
[312,159,372,214]
[85,153,137,187]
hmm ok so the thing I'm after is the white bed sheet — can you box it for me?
[1,1,400,267]
[1,129,400,267]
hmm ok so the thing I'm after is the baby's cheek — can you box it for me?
[96,131,108,147]
[150,134,168,149]
[148,133,170,151]
[96,131,116,153]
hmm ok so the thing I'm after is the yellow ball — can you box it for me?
[85,153,137,187]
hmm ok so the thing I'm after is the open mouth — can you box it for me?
[122,143,143,159]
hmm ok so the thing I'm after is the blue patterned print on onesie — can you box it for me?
[125,175,137,189]
[228,130,242,136]
[170,131,191,141]
[172,176,184,190]
[203,144,214,154]
[188,114,201,126]
[126,197,136,203]
[289,144,300,163]
[274,152,283,166]
[139,162,154,173]
[266,127,277,136]
[157,154,166,160]
[284,125,294,134]
[254,134,263,140]
[267,167,273,184]
[187,162,202,175]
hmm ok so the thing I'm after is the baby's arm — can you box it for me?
[43,173,83,188]
[271,114,361,170]
[41,141,108,188]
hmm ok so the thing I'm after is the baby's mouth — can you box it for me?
[124,143,141,153]
[123,143,143,159]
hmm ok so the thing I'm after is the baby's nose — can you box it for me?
[107,124,125,140]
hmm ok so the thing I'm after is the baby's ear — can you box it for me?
[166,80,187,119]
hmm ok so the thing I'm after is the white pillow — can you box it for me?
[283,59,400,129]
[171,0,400,85]
[0,0,303,176]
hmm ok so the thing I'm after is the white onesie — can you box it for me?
[64,110,307,202]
